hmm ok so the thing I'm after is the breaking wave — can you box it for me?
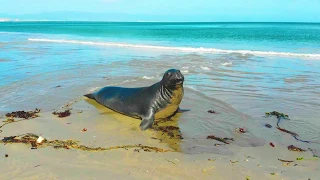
[28,38,320,58]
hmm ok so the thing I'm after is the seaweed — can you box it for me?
[5,154,8,158]
[5,108,41,119]
[230,160,238,163]
[308,148,319,158]
[151,125,183,139]
[165,159,177,165]
[269,142,275,147]
[265,111,289,120]
[0,133,173,153]
[287,145,306,152]
[207,110,216,114]
[52,109,71,118]
[206,135,234,144]
[264,111,314,143]
[1,109,41,134]
[264,124,272,128]
[277,158,294,163]
[276,127,298,136]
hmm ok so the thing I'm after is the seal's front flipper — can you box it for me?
[139,113,155,131]
[177,107,190,113]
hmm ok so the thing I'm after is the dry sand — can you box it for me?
[0,89,319,180]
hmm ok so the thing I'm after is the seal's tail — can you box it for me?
[84,93,95,99]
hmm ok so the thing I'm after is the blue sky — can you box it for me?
[0,0,319,22]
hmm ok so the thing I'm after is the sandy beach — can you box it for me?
[1,85,319,180]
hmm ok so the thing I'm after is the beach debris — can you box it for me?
[5,154,8,158]
[31,141,38,149]
[206,135,234,144]
[52,109,71,118]
[207,110,216,114]
[245,155,255,159]
[214,143,226,146]
[269,142,275,147]
[235,127,246,133]
[277,158,294,166]
[5,108,41,119]
[2,118,15,123]
[270,173,277,176]
[81,128,87,132]
[265,111,289,120]
[36,136,45,144]
[264,124,272,128]
[277,158,294,163]
[295,157,318,161]
[287,145,306,152]
[34,165,41,168]
[0,133,173,153]
[245,176,250,180]
[230,160,239,164]
[166,159,177,165]
[134,149,140,153]
[55,85,62,88]
[208,158,216,162]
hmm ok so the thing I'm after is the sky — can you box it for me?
[0,0,320,22]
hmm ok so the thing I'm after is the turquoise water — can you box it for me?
[0,22,320,154]
[1,22,320,53]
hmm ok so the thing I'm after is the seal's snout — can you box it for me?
[163,69,184,86]
[175,71,184,84]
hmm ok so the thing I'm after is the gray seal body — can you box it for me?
[84,69,185,131]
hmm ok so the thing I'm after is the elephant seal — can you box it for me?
[84,69,185,131]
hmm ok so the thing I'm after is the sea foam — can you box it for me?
[28,38,320,59]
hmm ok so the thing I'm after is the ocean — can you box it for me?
[1,22,320,154]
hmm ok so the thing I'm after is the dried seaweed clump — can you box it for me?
[5,108,41,119]
[152,125,183,139]
[1,134,172,153]
[52,109,71,118]
[206,135,234,144]
[287,145,306,152]
[2,133,45,149]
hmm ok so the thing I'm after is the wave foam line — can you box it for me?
[28,38,320,58]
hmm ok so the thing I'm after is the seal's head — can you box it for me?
[161,69,184,88]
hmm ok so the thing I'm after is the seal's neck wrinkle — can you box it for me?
[160,86,173,103]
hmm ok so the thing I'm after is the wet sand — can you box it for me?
[0,87,319,180]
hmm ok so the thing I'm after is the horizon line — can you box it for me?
[1,19,320,23]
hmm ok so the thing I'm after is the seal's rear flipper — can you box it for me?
[84,93,95,100]
[177,107,190,113]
